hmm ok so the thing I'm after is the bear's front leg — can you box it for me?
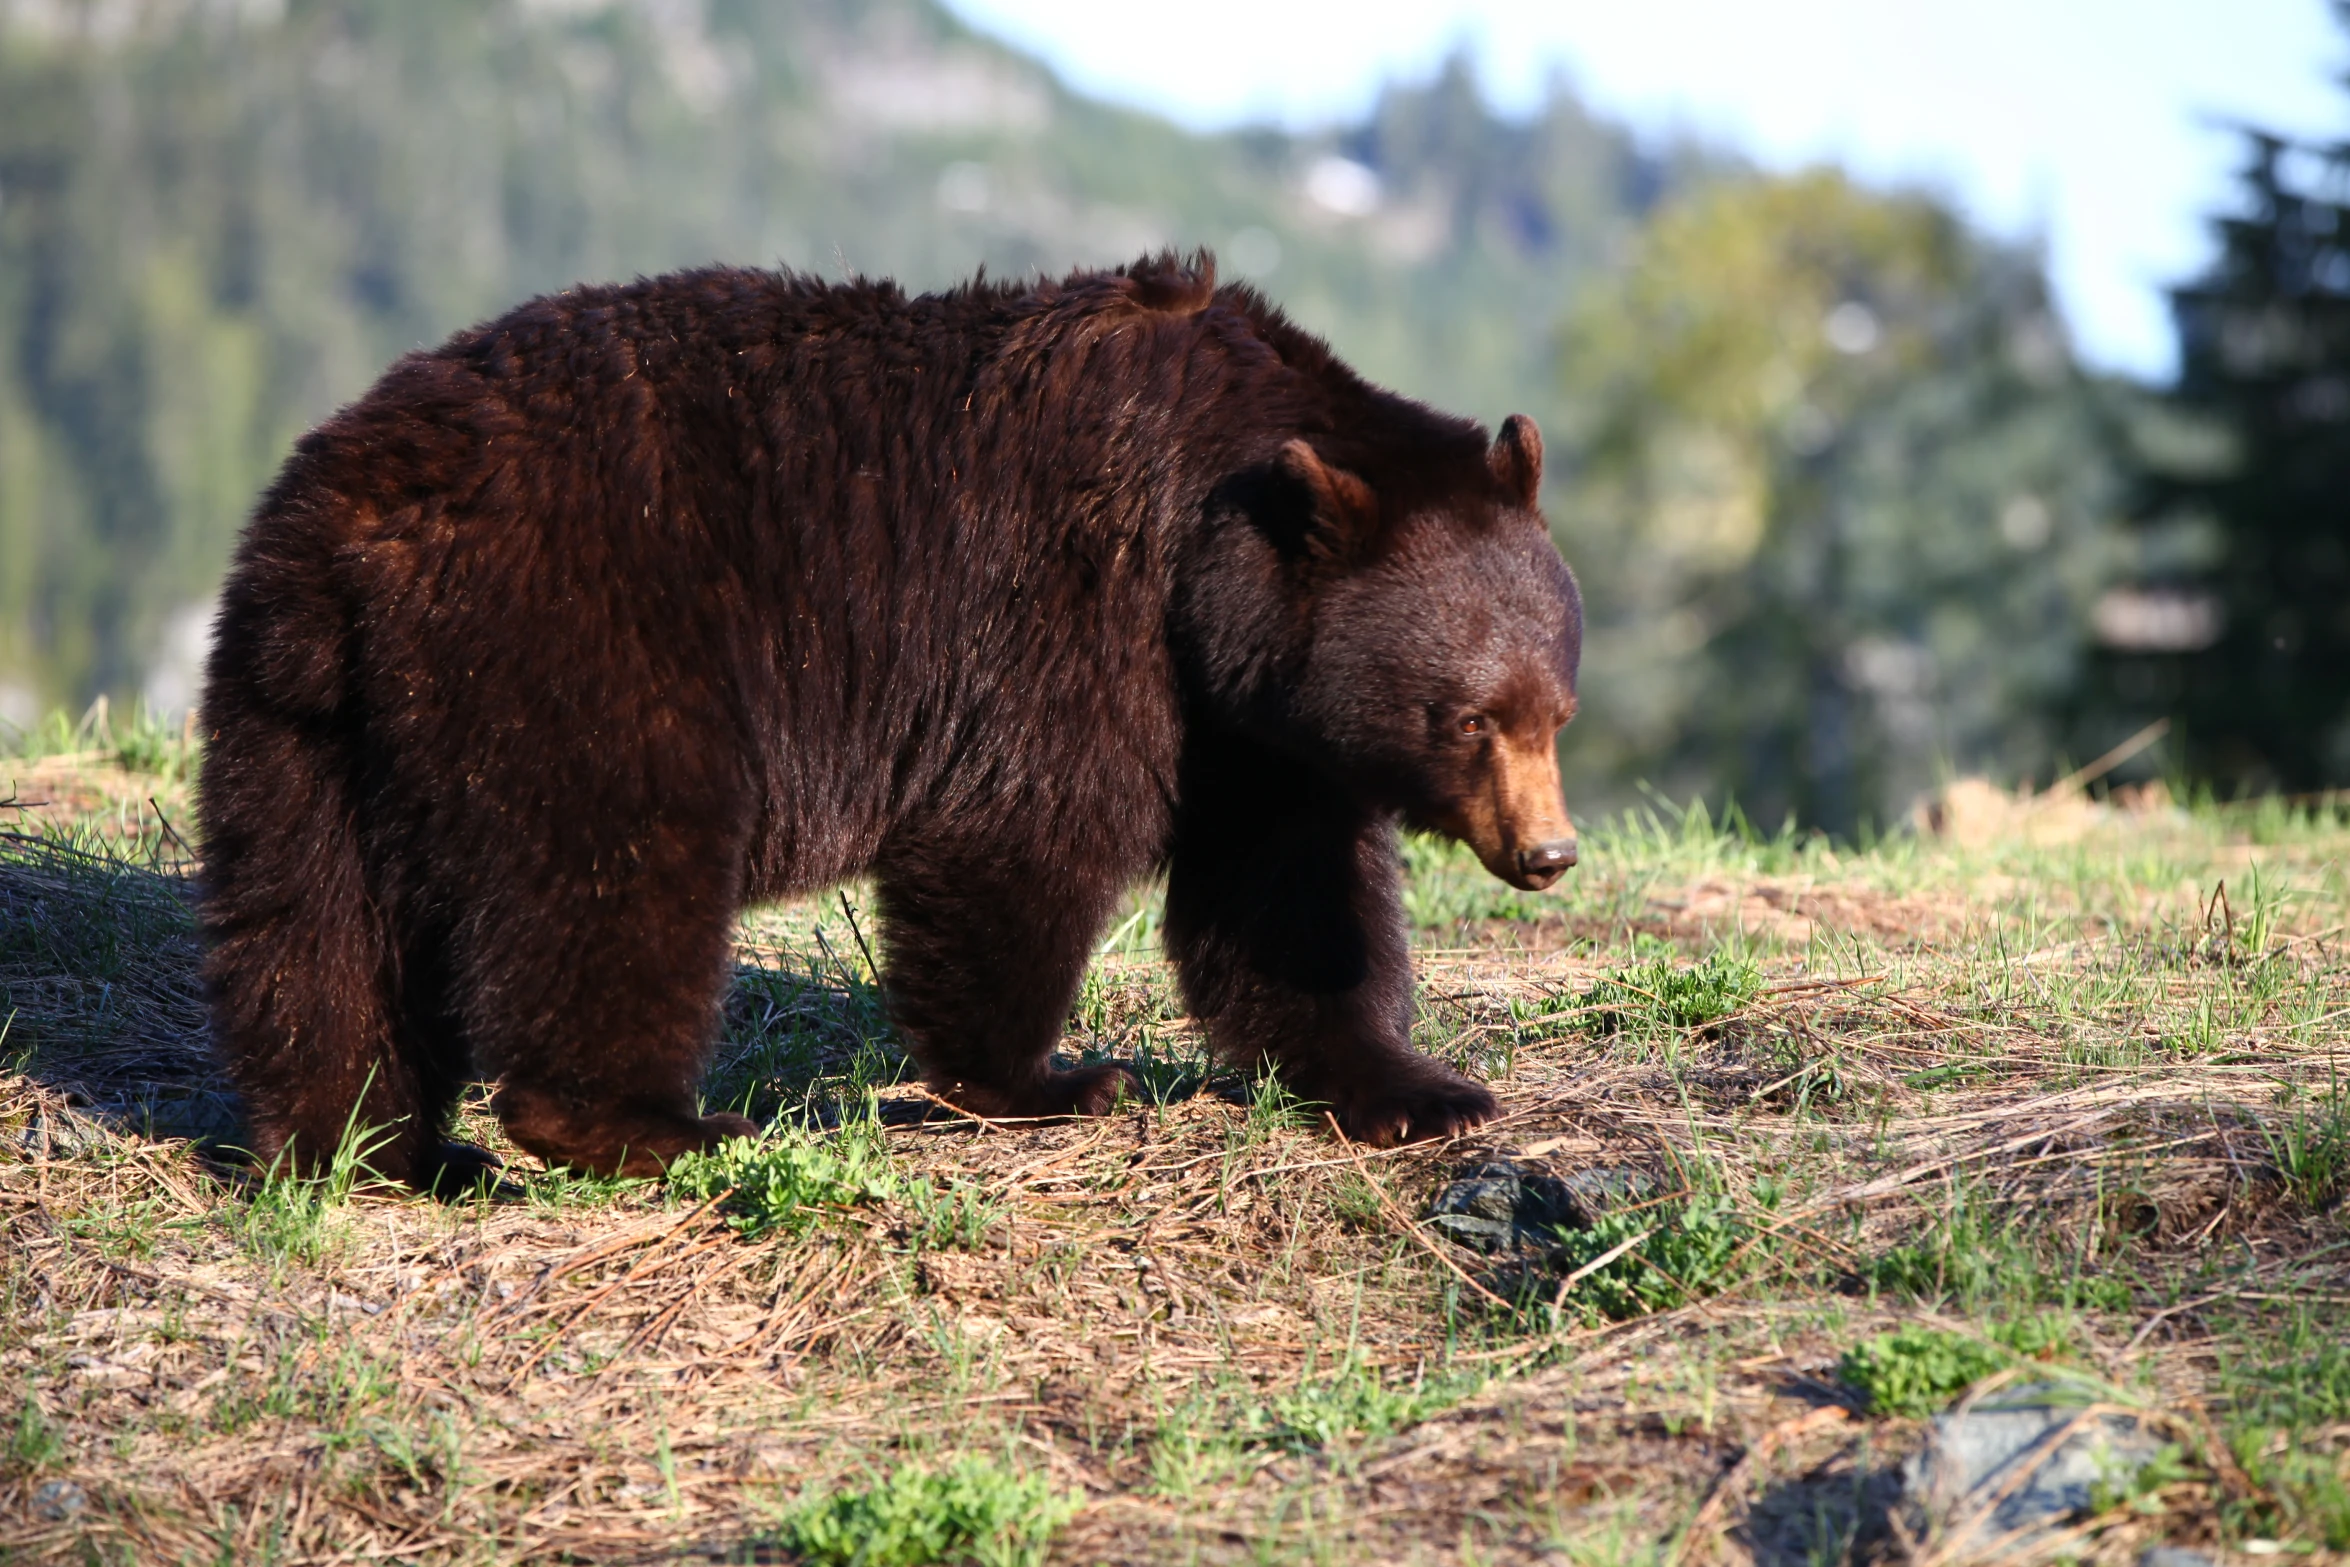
[1164,740,1497,1147]
[875,851,1137,1120]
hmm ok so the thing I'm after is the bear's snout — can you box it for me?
[1514,838,1578,889]
[1444,726,1578,891]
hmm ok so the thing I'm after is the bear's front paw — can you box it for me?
[1324,1058,1498,1148]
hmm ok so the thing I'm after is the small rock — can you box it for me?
[1427,1161,1660,1252]
[1426,1168,1523,1252]
[1428,1162,1566,1251]
[32,1480,87,1521]
[2140,1548,2215,1567]
[1903,1383,2169,1555]
[19,1113,95,1161]
[1554,1166,1658,1223]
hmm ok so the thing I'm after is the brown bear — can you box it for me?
[196,253,1581,1190]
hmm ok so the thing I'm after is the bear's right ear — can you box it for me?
[1272,439,1379,565]
[1489,413,1543,508]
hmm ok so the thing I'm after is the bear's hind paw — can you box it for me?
[937,1062,1139,1122]
[421,1139,505,1194]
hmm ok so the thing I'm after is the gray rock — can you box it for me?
[32,1479,87,1521]
[1427,1169,1531,1252]
[1432,1172,1520,1225]
[1902,1383,2170,1556]
[1427,1161,1660,1253]
[18,1112,96,1161]
[2139,1548,2215,1567]
[1426,1211,1519,1251]
[1428,1162,1572,1251]
[1554,1165,1658,1223]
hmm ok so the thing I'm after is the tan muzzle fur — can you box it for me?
[1457,730,1577,890]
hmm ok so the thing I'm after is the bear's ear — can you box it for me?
[1273,439,1379,564]
[1490,414,1543,507]
[1119,251,1216,314]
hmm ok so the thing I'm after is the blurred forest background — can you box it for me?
[0,0,2343,831]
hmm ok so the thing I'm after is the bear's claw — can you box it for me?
[1322,1060,1499,1148]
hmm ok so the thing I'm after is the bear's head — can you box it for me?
[1246,414,1583,891]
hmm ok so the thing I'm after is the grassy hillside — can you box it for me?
[1,743,2344,1562]
[0,0,1663,710]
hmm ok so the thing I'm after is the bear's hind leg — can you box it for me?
[466,822,758,1179]
[875,853,1134,1119]
[384,933,510,1196]
[199,706,441,1187]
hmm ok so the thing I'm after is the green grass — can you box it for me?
[1400,833,1552,930]
[1256,1357,1477,1454]
[231,1099,394,1276]
[1574,951,1765,1042]
[1834,1319,2086,1418]
[2263,1077,2350,1211]
[1858,1173,2140,1314]
[7,1394,64,1473]
[3,739,2346,1564]
[2222,1312,2350,1548]
[901,1176,1003,1251]
[1,696,197,785]
[1146,1358,1480,1500]
[758,1455,1077,1567]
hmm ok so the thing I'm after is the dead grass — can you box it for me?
[0,762,2345,1565]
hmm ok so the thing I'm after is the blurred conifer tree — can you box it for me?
[2106,12,2350,791]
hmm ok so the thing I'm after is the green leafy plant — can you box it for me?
[765,1455,1077,1567]
[1548,1194,1750,1322]
[666,1124,898,1240]
[1837,1326,2014,1418]
[1577,952,1764,1041]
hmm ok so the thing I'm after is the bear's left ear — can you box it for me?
[1490,414,1543,507]
[1274,439,1380,564]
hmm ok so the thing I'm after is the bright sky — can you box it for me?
[940,0,2346,380]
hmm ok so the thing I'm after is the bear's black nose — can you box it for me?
[1518,840,1578,879]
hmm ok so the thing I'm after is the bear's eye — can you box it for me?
[1458,714,1487,737]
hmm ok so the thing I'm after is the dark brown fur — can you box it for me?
[197,254,1583,1186]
